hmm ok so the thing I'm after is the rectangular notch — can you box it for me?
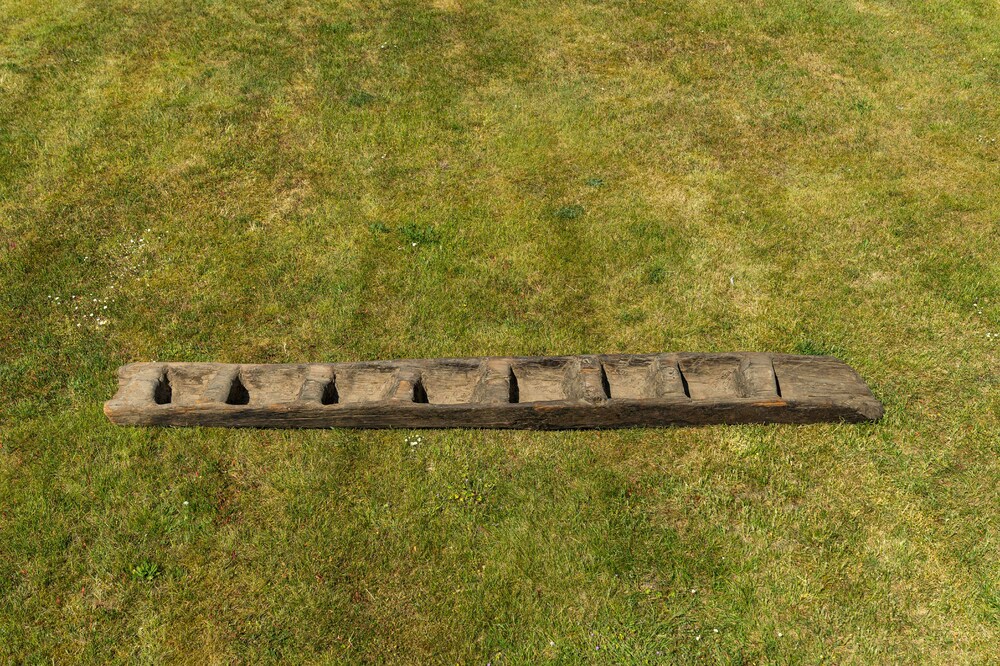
[677,354,779,400]
[510,358,571,403]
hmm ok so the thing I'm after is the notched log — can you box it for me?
[104,353,883,429]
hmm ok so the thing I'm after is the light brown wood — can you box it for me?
[104,353,883,429]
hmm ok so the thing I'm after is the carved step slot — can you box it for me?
[321,378,339,405]
[413,377,429,404]
[513,358,570,402]
[677,363,691,399]
[226,375,250,405]
[508,366,519,404]
[421,361,481,404]
[154,371,172,405]
[601,356,654,399]
[734,354,780,399]
[385,368,429,403]
[562,357,609,403]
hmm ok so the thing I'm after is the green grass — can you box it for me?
[1,0,999,662]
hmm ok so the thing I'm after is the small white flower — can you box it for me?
[411,242,417,247]
[183,500,189,506]
[695,635,701,641]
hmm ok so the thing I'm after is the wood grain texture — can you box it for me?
[104,353,883,429]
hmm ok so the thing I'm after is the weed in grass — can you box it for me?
[851,98,874,114]
[646,265,666,285]
[347,91,377,107]
[399,222,440,245]
[618,308,646,324]
[554,205,584,220]
[131,561,162,583]
[449,477,491,507]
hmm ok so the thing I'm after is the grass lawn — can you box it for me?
[1,0,999,662]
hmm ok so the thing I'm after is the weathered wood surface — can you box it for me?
[104,353,883,429]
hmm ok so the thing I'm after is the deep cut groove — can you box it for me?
[154,372,172,405]
[412,378,429,403]
[676,363,691,399]
[226,375,250,405]
[321,378,339,405]
[508,367,519,403]
[772,361,782,397]
[600,364,612,399]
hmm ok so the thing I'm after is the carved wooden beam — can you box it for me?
[104,353,883,429]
